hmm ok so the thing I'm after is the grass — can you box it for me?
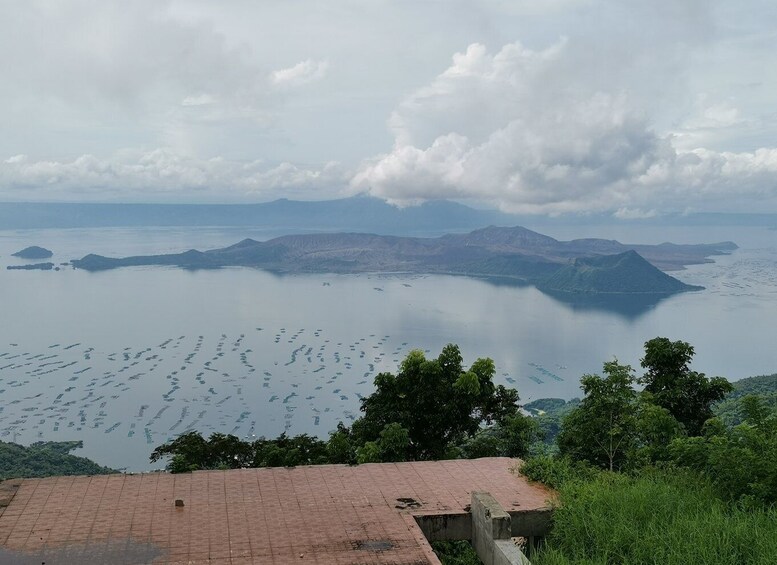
[531,469,777,565]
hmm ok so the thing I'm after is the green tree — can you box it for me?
[150,431,218,471]
[252,433,328,467]
[557,361,638,471]
[326,423,355,464]
[352,344,519,460]
[151,431,330,472]
[627,398,683,466]
[668,395,777,505]
[640,337,732,436]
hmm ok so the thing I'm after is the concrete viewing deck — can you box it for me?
[0,457,553,564]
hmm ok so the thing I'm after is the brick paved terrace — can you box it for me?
[0,457,553,564]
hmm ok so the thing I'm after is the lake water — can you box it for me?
[1,224,775,471]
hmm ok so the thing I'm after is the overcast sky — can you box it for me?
[1,0,776,215]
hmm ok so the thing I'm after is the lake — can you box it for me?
[1,224,775,471]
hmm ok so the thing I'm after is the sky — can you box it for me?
[1,0,776,216]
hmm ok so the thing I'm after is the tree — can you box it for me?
[326,423,355,464]
[557,361,638,471]
[353,423,411,464]
[151,344,526,470]
[640,337,733,435]
[457,413,540,460]
[352,344,520,460]
[150,431,329,472]
[668,395,777,505]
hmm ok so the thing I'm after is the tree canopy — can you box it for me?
[149,344,535,472]
[351,344,520,460]
[640,337,733,435]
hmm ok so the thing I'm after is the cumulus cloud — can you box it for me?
[270,59,329,88]
[0,151,348,202]
[352,40,777,214]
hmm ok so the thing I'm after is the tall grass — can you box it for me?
[532,470,777,565]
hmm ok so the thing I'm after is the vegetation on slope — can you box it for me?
[714,373,777,426]
[517,338,777,565]
[528,467,777,565]
[0,440,116,480]
[539,250,702,294]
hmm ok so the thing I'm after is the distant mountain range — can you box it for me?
[0,197,515,234]
[70,225,736,295]
[1,196,775,233]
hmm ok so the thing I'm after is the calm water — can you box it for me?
[1,224,775,471]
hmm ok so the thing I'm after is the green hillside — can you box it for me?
[539,250,702,294]
[715,373,777,426]
[0,441,116,480]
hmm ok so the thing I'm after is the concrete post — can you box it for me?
[471,492,532,565]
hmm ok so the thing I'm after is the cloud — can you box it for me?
[181,94,216,107]
[270,59,329,88]
[0,150,348,202]
[352,39,777,215]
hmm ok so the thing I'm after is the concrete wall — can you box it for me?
[412,491,552,564]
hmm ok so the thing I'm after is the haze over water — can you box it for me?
[1,224,775,471]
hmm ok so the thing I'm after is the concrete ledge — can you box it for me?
[494,539,532,565]
[509,508,553,538]
[414,511,471,542]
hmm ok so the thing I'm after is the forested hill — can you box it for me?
[715,373,777,426]
[0,441,116,480]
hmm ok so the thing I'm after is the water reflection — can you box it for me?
[481,276,674,319]
[538,288,676,319]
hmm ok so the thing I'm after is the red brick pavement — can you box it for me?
[0,457,552,564]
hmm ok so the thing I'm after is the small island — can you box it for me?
[12,246,53,259]
[7,262,55,271]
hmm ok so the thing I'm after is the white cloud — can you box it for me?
[353,40,777,215]
[0,150,349,202]
[1,1,776,211]
[613,208,657,220]
[181,94,216,107]
[270,59,329,88]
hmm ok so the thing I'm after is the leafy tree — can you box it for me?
[668,395,777,506]
[252,433,328,467]
[150,431,254,471]
[460,413,542,459]
[627,398,683,466]
[356,441,381,464]
[352,344,519,460]
[151,431,330,472]
[557,360,638,471]
[150,431,214,472]
[640,337,733,435]
[377,423,411,462]
[350,423,412,464]
[326,423,355,464]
